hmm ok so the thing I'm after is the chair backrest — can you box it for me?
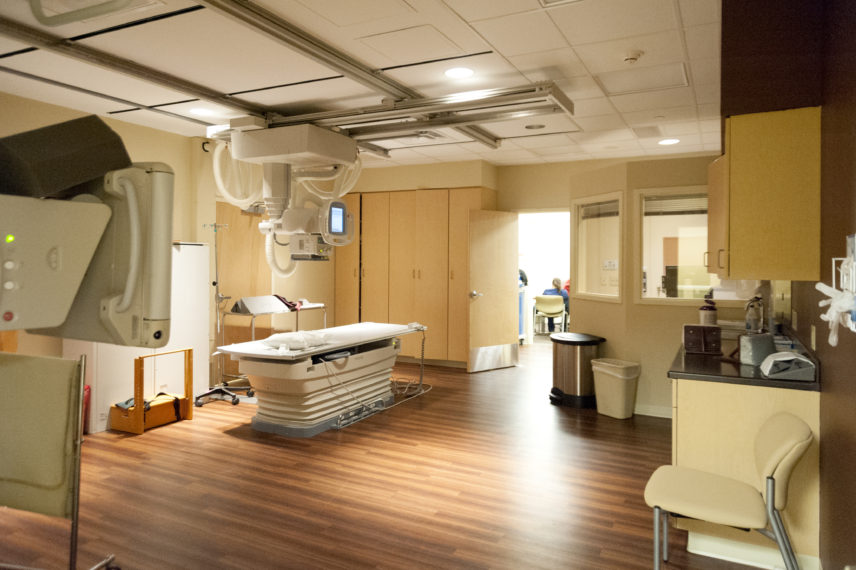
[534,295,564,316]
[0,353,84,519]
[754,412,813,511]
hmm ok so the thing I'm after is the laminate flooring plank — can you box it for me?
[0,339,755,569]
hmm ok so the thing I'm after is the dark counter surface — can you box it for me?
[668,347,820,391]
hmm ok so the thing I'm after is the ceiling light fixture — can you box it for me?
[658,138,680,146]
[445,67,474,79]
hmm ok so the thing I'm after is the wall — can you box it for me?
[497,154,736,417]
[0,92,198,358]
[790,1,856,566]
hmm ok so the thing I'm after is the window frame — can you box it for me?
[632,185,745,308]
[571,191,623,304]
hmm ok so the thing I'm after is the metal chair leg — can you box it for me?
[653,506,662,570]
[766,477,800,570]
[662,509,669,562]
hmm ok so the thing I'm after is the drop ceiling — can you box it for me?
[0,0,721,167]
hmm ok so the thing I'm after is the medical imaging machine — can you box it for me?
[0,116,174,347]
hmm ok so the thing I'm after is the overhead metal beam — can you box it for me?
[197,0,502,148]
[0,15,270,118]
[345,105,568,141]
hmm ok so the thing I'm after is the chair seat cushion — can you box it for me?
[644,465,768,529]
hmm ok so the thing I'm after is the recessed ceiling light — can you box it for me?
[445,67,474,79]
[658,138,680,146]
[525,124,546,130]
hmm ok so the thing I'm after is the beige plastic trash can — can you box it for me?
[591,358,640,419]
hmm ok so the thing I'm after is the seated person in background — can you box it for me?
[542,277,569,332]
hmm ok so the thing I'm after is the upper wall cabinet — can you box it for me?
[706,107,821,281]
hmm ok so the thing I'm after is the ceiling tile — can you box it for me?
[610,86,697,113]
[81,10,336,94]
[481,113,580,138]
[294,0,414,27]
[697,103,721,121]
[0,67,127,115]
[109,108,208,138]
[0,0,198,38]
[684,22,720,61]
[597,62,687,96]
[1,51,192,106]
[382,52,527,96]
[571,96,616,117]
[678,0,721,28]
[361,24,463,65]
[693,82,720,106]
[688,57,720,86]
[574,113,627,132]
[660,121,702,136]
[622,105,698,125]
[470,11,568,57]
[510,133,574,149]
[507,47,588,83]
[442,0,542,22]
[548,0,678,45]
[573,30,686,75]
[238,77,380,115]
[554,76,605,101]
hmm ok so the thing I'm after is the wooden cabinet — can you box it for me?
[333,193,360,326]
[706,107,821,280]
[389,190,449,359]
[360,193,390,324]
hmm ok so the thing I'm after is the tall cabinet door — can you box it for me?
[389,190,449,359]
[333,193,361,325]
[360,192,390,323]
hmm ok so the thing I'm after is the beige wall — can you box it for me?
[497,153,722,417]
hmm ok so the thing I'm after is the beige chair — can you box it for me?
[533,295,567,333]
[0,352,117,570]
[644,412,812,570]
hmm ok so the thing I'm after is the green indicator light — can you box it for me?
[4,234,14,244]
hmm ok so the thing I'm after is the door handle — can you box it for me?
[469,290,483,298]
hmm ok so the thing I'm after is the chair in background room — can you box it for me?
[533,294,567,334]
[644,412,813,570]
[0,352,118,570]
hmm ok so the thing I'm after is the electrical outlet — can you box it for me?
[791,309,798,330]
[160,384,168,391]
[99,412,107,421]
[811,324,816,350]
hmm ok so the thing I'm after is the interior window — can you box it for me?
[575,197,620,298]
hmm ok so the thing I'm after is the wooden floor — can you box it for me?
[1,339,754,569]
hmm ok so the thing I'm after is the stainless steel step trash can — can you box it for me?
[549,333,605,408]
[591,358,640,419]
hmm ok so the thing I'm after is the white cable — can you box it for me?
[116,177,140,313]
[212,141,263,210]
[299,155,362,201]
[265,233,297,278]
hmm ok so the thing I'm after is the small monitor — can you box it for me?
[328,201,346,236]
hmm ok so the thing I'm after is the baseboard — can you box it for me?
[687,531,820,570]
[634,404,672,418]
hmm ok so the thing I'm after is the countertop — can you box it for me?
[668,347,820,391]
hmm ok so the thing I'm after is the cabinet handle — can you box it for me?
[717,249,726,269]
[703,251,709,268]
[412,269,416,279]
[417,269,422,279]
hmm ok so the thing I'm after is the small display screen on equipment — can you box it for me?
[329,202,345,235]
